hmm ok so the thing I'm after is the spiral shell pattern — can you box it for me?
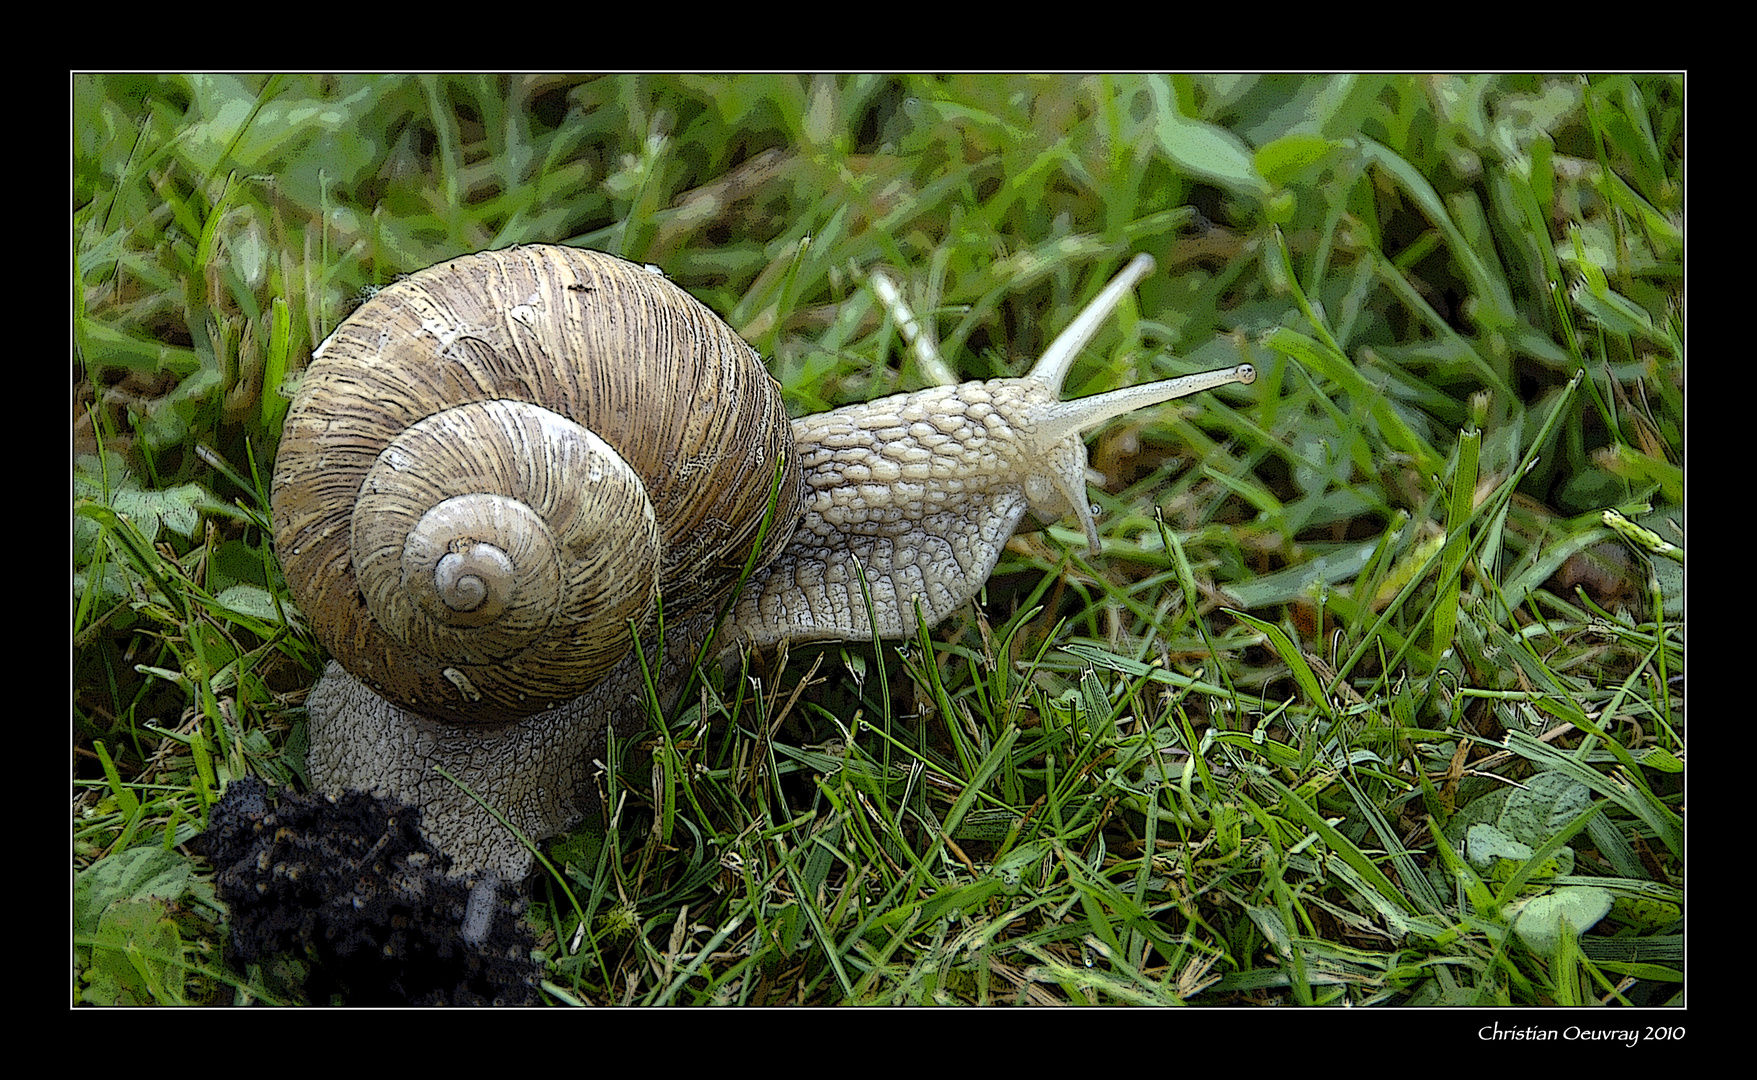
[272,246,803,722]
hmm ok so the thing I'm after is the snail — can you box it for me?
[272,245,1254,882]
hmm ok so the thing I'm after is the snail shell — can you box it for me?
[272,246,803,724]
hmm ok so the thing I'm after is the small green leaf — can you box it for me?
[1506,886,1612,957]
[1255,134,1336,187]
[81,898,187,1005]
[1607,892,1681,930]
[1149,77,1271,199]
[1465,823,1531,869]
[1500,772,1591,844]
[214,583,286,625]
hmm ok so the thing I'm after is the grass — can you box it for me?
[73,74,1683,1007]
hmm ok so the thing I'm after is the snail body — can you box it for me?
[273,245,1253,880]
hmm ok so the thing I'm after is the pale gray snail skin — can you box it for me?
[272,245,1253,882]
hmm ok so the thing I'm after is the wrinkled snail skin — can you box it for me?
[301,620,714,882]
[273,245,1254,881]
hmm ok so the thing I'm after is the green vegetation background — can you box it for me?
[74,74,1682,1006]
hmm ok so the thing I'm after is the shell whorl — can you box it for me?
[349,399,663,706]
[272,246,802,723]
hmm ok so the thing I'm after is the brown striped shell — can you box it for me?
[271,246,803,724]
